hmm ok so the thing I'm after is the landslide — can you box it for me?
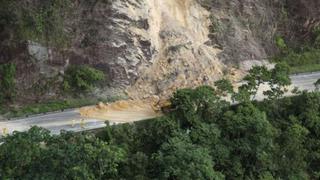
[0,0,319,104]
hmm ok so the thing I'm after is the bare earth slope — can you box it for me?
[127,0,225,98]
[1,0,319,102]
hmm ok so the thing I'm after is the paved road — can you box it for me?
[253,71,320,101]
[0,72,319,137]
[0,109,111,136]
[291,72,320,90]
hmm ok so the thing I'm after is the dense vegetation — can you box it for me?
[0,63,16,103]
[274,47,320,74]
[274,27,320,73]
[1,90,320,179]
[1,64,320,179]
[63,65,105,93]
[0,0,72,47]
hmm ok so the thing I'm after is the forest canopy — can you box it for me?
[1,65,320,179]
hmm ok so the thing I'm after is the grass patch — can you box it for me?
[290,63,320,74]
[273,48,320,74]
[0,96,124,119]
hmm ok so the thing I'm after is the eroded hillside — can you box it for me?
[0,0,319,102]
[126,0,225,98]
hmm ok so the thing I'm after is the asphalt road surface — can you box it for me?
[0,109,111,136]
[1,71,319,137]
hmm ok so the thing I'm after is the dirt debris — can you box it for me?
[79,98,163,123]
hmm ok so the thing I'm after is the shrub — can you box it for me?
[0,63,16,103]
[275,36,287,50]
[63,65,105,92]
[313,26,320,48]
[273,48,320,73]
[273,28,320,73]
[214,79,234,96]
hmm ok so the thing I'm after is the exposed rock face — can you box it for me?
[69,0,152,87]
[68,0,226,99]
[127,0,225,98]
[199,0,284,64]
[285,0,320,43]
[2,0,320,101]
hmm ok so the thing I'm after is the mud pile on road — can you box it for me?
[79,98,163,123]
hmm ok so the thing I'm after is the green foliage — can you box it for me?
[275,36,287,50]
[315,37,320,49]
[233,85,252,103]
[214,79,234,96]
[219,104,276,179]
[0,65,312,180]
[254,92,320,179]
[0,63,16,103]
[0,127,51,179]
[313,26,320,48]
[233,63,291,102]
[0,0,72,47]
[153,135,225,180]
[263,62,291,100]
[274,48,320,68]
[171,86,229,127]
[290,63,320,74]
[243,65,271,98]
[63,65,105,92]
[0,95,125,118]
[2,88,320,179]
[297,93,320,178]
[0,127,126,179]
[273,32,320,73]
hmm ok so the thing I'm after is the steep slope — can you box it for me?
[127,0,225,98]
[0,0,319,102]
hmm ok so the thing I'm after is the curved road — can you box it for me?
[1,71,320,136]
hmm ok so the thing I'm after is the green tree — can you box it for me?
[42,132,126,179]
[218,103,276,179]
[2,83,320,179]
[170,88,199,127]
[214,79,234,96]
[0,127,126,179]
[274,124,309,179]
[232,85,252,103]
[233,65,271,103]
[171,86,229,127]
[0,127,50,179]
[234,63,291,103]
[119,151,150,180]
[153,135,224,180]
[243,66,271,98]
[263,62,291,100]
[136,116,180,153]
[296,92,320,178]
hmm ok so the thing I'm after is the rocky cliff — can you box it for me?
[1,0,319,102]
